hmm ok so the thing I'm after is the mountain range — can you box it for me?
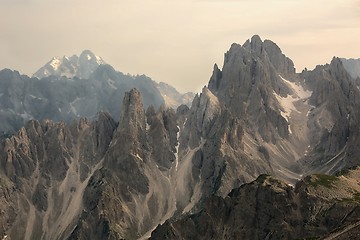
[0,35,360,239]
[0,51,194,137]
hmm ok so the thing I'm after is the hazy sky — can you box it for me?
[1,0,359,92]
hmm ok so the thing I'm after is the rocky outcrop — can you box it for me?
[151,169,360,240]
[300,57,360,174]
[181,35,309,199]
[0,176,16,240]
[68,89,181,239]
[146,105,178,171]
[0,112,116,239]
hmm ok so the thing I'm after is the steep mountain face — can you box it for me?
[0,66,164,136]
[0,111,117,239]
[151,169,360,240]
[33,50,105,79]
[0,88,198,239]
[189,35,360,192]
[299,58,360,174]
[148,36,360,237]
[69,89,179,239]
[341,58,360,79]
[341,58,360,90]
[174,35,316,205]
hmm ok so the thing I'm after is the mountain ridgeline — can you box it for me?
[0,50,194,137]
[0,35,360,239]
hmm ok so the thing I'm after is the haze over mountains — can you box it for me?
[1,35,360,239]
[0,50,194,136]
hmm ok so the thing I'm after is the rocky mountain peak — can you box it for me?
[263,39,295,76]
[182,86,221,148]
[151,169,360,240]
[77,50,105,79]
[120,88,145,123]
[79,50,102,62]
[241,34,263,57]
[117,88,146,140]
[249,34,263,56]
[33,50,105,79]
[242,35,295,76]
[329,57,349,77]
[208,64,222,93]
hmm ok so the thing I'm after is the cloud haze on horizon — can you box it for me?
[1,0,359,92]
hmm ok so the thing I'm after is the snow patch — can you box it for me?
[200,87,220,122]
[183,118,188,129]
[135,153,143,161]
[50,57,61,70]
[279,75,312,99]
[95,55,103,65]
[69,97,81,116]
[273,91,298,120]
[20,111,33,120]
[29,94,43,100]
[107,78,117,90]
[175,126,180,171]
[274,75,313,134]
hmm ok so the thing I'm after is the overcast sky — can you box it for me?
[1,0,359,92]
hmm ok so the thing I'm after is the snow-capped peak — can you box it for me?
[33,50,106,79]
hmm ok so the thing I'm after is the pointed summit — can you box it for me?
[250,34,263,56]
[117,88,146,141]
[33,50,106,79]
